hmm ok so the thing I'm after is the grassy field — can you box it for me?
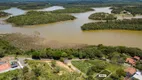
[105,63,123,72]
[96,70,111,80]
[72,59,123,74]
[72,60,92,73]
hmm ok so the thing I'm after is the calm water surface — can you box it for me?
[0,7,142,49]
[37,6,65,11]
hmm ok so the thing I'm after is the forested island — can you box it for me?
[17,2,51,10]
[6,11,76,26]
[88,12,117,20]
[51,7,94,13]
[81,19,142,30]
[0,2,51,10]
[111,6,142,16]
[0,11,9,17]
[0,6,10,10]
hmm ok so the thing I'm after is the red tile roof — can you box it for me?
[125,58,136,65]
[134,56,140,60]
[124,67,136,75]
[0,62,11,72]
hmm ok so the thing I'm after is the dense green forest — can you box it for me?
[88,12,117,20]
[0,0,142,3]
[0,11,9,17]
[0,38,22,58]
[6,11,76,26]
[0,6,10,10]
[0,2,142,11]
[17,2,51,10]
[0,60,83,80]
[0,2,51,10]
[30,44,142,60]
[51,7,94,13]
[81,19,142,31]
[111,6,142,16]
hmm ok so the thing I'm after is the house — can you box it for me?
[133,56,140,61]
[0,62,11,72]
[125,58,136,66]
[124,67,137,80]
[125,67,136,76]
[125,56,140,66]
[0,57,14,62]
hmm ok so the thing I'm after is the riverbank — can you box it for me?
[1,33,142,57]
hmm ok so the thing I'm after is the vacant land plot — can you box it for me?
[96,70,111,80]
[71,61,92,73]
[72,59,123,75]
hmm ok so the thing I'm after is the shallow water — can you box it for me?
[3,7,26,16]
[37,6,65,11]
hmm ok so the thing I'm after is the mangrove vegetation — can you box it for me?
[17,2,51,10]
[81,19,142,31]
[51,7,94,13]
[6,11,76,26]
[0,38,22,58]
[0,11,9,17]
[111,6,142,16]
[0,2,51,10]
[89,12,117,20]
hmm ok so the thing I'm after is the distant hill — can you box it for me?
[0,0,142,3]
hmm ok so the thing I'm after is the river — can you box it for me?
[0,6,142,49]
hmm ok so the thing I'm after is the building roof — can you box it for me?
[133,56,140,60]
[0,57,14,62]
[125,58,136,65]
[0,62,11,72]
[125,67,136,75]
[133,71,142,80]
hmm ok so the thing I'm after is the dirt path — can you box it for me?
[66,60,81,73]
[66,60,87,77]
[41,60,73,72]
[56,61,73,72]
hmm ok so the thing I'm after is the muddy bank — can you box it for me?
[0,33,87,50]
